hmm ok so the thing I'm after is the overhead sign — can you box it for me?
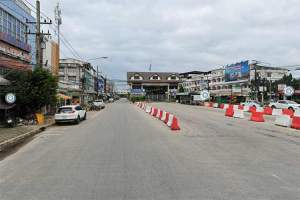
[284,86,294,97]
[225,61,250,82]
[5,93,16,104]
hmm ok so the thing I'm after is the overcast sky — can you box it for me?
[29,0,300,79]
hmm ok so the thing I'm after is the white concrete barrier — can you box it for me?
[256,107,264,113]
[223,104,229,110]
[294,109,300,117]
[156,109,161,118]
[233,109,244,119]
[233,105,239,110]
[243,105,249,112]
[213,103,219,108]
[272,109,283,116]
[146,106,151,113]
[167,114,174,127]
[275,115,292,127]
[161,111,167,121]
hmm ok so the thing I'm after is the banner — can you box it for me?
[225,61,250,82]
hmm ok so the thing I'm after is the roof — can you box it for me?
[127,72,181,82]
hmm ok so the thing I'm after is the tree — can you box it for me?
[1,68,58,115]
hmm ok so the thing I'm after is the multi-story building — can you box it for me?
[0,0,35,75]
[43,36,59,75]
[127,72,181,101]
[59,58,97,105]
[179,61,288,103]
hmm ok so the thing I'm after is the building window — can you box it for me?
[267,72,272,77]
[150,74,161,80]
[167,75,179,80]
[59,76,64,81]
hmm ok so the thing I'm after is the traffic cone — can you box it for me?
[264,107,273,115]
[170,116,180,131]
[225,108,234,117]
[250,111,265,122]
[291,116,300,129]
[282,109,294,117]
[164,112,170,124]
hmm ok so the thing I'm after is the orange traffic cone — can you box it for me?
[170,116,180,131]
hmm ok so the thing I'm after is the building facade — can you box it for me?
[179,61,289,103]
[0,0,35,75]
[127,72,181,101]
[43,36,59,75]
[59,58,97,105]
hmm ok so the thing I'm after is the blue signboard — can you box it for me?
[98,79,104,93]
[225,61,250,82]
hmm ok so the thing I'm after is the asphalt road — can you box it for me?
[0,99,300,200]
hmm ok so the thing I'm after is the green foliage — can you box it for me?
[1,68,58,113]
[130,96,145,103]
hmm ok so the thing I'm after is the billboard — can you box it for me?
[225,61,250,82]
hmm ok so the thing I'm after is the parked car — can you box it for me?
[269,100,300,111]
[109,98,114,103]
[241,100,261,108]
[55,105,86,124]
[93,99,105,109]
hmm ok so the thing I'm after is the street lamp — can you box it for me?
[86,57,109,61]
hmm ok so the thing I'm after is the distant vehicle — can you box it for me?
[93,99,105,109]
[55,105,86,124]
[241,100,262,108]
[269,100,300,111]
[109,98,114,103]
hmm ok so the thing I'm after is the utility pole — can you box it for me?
[26,0,52,68]
[55,2,62,59]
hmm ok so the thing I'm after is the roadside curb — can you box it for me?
[0,122,55,152]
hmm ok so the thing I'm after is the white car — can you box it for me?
[269,100,300,111]
[241,100,261,108]
[55,105,87,124]
[109,98,114,103]
[93,99,105,109]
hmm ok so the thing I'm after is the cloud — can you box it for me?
[32,0,300,79]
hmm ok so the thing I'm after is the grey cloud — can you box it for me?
[33,0,300,79]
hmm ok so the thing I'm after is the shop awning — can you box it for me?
[57,93,72,100]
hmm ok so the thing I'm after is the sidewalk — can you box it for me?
[0,116,55,152]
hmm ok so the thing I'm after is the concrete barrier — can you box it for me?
[256,107,264,113]
[243,105,250,112]
[275,115,292,127]
[272,109,282,116]
[233,109,244,119]
[161,111,167,121]
[145,106,151,113]
[233,105,239,110]
[223,104,229,110]
[294,110,300,117]
[167,114,174,127]
[213,103,219,108]
[156,109,161,118]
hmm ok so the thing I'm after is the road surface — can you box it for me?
[0,99,300,200]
